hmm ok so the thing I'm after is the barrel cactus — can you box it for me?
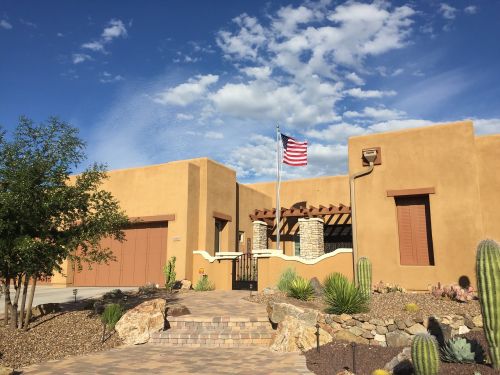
[476,239,500,369]
[357,257,372,299]
[411,334,440,375]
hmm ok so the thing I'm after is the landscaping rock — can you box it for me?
[166,303,190,317]
[348,326,364,337]
[0,365,13,375]
[384,347,412,373]
[458,325,470,335]
[180,279,192,290]
[405,323,427,335]
[115,298,167,345]
[386,330,411,347]
[309,277,323,296]
[376,325,388,335]
[267,302,318,326]
[472,315,483,328]
[270,315,332,352]
[332,329,369,345]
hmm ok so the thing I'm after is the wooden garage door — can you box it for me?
[73,222,168,287]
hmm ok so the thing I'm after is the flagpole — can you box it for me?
[276,124,281,252]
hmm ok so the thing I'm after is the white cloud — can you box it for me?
[242,66,272,80]
[345,88,397,99]
[217,14,266,61]
[464,5,478,14]
[306,122,368,142]
[344,106,405,121]
[154,74,219,106]
[99,71,124,83]
[102,19,127,41]
[205,131,224,139]
[72,53,92,64]
[472,118,500,135]
[440,4,458,19]
[346,72,365,85]
[82,41,105,52]
[176,113,194,121]
[0,20,12,30]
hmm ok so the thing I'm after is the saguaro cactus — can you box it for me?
[476,239,500,369]
[411,334,440,375]
[357,257,372,299]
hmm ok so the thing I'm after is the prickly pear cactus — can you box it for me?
[476,239,500,369]
[357,257,372,299]
[411,334,440,375]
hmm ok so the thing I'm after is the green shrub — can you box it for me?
[277,268,297,293]
[323,272,369,314]
[194,275,215,291]
[163,256,177,291]
[101,303,123,330]
[288,277,315,301]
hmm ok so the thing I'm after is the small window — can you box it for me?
[294,235,300,256]
[395,195,435,266]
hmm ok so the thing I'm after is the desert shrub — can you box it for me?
[138,283,158,295]
[103,289,124,300]
[194,275,215,291]
[287,277,315,301]
[323,272,369,314]
[277,268,297,293]
[101,303,123,330]
[163,256,177,291]
[405,302,420,313]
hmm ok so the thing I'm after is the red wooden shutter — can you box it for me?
[396,196,434,266]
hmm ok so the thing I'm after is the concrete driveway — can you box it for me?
[0,286,137,315]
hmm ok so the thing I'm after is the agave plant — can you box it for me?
[323,272,369,314]
[441,337,485,364]
[287,277,315,301]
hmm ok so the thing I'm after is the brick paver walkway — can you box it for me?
[23,345,311,374]
[22,290,313,374]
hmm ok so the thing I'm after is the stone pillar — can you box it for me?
[299,218,324,259]
[252,220,268,251]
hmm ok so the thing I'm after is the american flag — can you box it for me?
[281,133,308,166]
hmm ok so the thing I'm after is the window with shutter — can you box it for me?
[395,195,435,266]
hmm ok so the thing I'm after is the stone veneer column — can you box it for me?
[252,220,268,251]
[299,218,325,259]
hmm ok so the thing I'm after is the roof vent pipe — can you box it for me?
[350,149,378,285]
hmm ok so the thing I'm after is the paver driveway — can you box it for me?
[23,344,311,374]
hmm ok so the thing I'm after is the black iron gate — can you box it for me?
[232,253,258,290]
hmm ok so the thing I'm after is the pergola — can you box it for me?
[249,204,351,228]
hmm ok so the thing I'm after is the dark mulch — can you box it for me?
[305,331,498,375]
[248,290,481,320]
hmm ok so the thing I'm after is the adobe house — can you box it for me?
[51,121,500,291]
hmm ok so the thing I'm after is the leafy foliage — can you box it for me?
[323,272,369,314]
[101,303,123,330]
[440,337,484,364]
[163,256,176,291]
[194,275,215,291]
[287,277,315,301]
[277,268,297,293]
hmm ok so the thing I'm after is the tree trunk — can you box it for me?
[4,277,11,327]
[18,275,29,329]
[10,275,22,329]
[23,277,37,330]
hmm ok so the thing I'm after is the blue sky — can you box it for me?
[1,0,500,182]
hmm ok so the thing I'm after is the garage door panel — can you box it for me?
[73,223,168,287]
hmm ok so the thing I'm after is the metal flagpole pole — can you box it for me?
[276,124,281,252]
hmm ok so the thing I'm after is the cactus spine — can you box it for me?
[411,334,440,375]
[357,257,372,299]
[476,239,500,369]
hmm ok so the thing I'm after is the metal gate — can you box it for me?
[232,253,258,290]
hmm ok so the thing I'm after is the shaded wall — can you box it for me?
[348,121,484,290]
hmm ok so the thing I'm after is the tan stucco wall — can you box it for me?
[247,176,350,255]
[257,253,354,291]
[475,134,500,241]
[192,253,232,290]
[349,121,484,290]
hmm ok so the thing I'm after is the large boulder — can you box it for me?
[115,298,167,345]
[386,330,412,347]
[332,329,369,345]
[267,301,318,326]
[270,315,332,352]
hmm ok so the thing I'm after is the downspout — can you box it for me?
[349,149,377,285]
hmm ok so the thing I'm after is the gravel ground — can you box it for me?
[248,291,481,319]
[0,311,122,369]
[305,331,498,375]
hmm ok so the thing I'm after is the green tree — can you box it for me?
[0,116,129,329]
